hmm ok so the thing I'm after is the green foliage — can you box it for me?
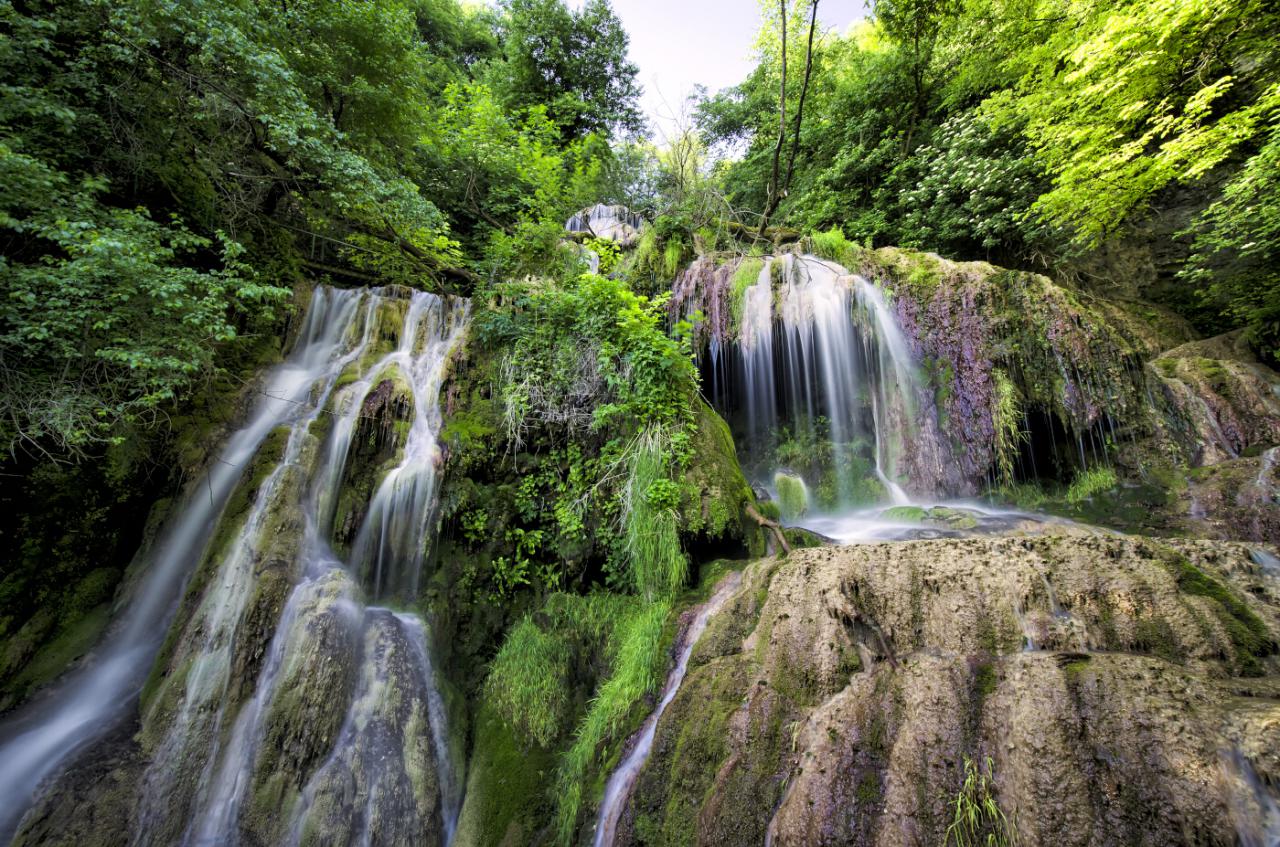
[553,598,669,845]
[697,0,1280,364]
[1182,125,1280,366]
[485,617,568,747]
[994,0,1280,247]
[808,227,858,265]
[893,112,1053,254]
[1164,554,1274,674]
[622,429,689,600]
[945,756,1016,847]
[455,268,703,603]
[991,370,1025,486]
[1064,466,1117,505]
[484,592,637,749]
[488,0,643,140]
[0,186,284,454]
[584,236,622,275]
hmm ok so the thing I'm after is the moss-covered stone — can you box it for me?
[329,365,415,554]
[612,534,1280,846]
[773,471,809,521]
[453,707,557,847]
[680,400,763,555]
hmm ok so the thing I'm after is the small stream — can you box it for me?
[592,572,743,847]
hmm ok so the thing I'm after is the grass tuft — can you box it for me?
[945,755,1016,847]
[1064,466,1117,504]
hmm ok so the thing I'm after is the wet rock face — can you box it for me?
[331,371,416,552]
[1153,332,1280,465]
[1169,451,1280,545]
[565,204,647,247]
[613,534,1280,846]
[290,610,446,847]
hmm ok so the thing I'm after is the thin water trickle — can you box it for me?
[593,572,743,847]
[1223,748,1280,847]
[1255,446,1279,499]
[1251,548,1280,576]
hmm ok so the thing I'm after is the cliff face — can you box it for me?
[610,534,1280,846]
[5,242,1280,847]
[670,244,1280,539]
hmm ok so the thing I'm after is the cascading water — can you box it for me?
[732,254,922,513]
[0,286,469,847]
[739,258,778,448]
[592,572,743,847]
[673,251,1042,543]
[0,287,367,844]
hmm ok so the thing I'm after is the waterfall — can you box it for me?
[739,258,778,449]
[0,287,366,844]
[0,286,469,847]
[728,254,925,511]
[592,572,743,847]
[565,204,646,246]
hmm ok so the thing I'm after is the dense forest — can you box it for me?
[1,0,1279,845]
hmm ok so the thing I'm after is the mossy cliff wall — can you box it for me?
[670,244,1280,539]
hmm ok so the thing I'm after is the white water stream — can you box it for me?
[0,287,367,843]
[0,287,469,846]
[736,254,924,511]
[592,572,743,847]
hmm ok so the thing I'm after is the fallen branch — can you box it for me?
[746,503,792,556]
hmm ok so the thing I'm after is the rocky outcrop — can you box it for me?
[611,533,1280,846]
[1153,332,1280,465]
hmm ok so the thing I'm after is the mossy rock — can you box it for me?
[680,400,762,554]
[773,471,809,521]
[329,366,416,553]
[453,707,557,847]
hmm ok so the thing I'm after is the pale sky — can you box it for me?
[480,0,871,141]
[598,0,870,141]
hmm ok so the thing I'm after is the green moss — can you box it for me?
[838,644,863,676]
[856,770,882,804]
[882,505,928,523]
[974,661,998,700]
[1061,655,1092,677]
[1194,357,1231,394]
[782,526,827,549]
[1134,613,1180,663]
[1163,553,1275,674]
[730,258,765,330]
[1065,466,1118,504]
[553,598,671,844]
[7,602,112,696]
[441,403,499,456]
[681,401,758,548]
[774,472,809,521]
[453,706,557,847]
[808,227,860,266]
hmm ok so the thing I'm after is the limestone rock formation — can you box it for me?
[612,533,1280,846]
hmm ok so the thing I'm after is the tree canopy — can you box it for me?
[0,0,642,457]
